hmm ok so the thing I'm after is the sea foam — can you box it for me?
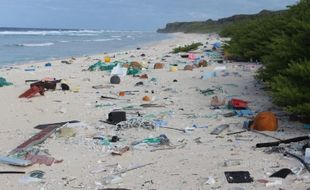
[16,42,54,47]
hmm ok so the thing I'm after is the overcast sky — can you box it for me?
[0,0,298,31]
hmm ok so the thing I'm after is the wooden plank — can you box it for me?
[210,124,229,135]
[10,121,79,155]
[34,120,79,129]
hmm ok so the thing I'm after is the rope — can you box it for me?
[116,118,155,130]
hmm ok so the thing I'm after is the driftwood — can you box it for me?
[210,124,229,135]
[251,130,282,141]
[226,130,247,135]
[113,163,154,176]
[256,135,309,148]
[140,104,165,108]
[150,146,176,152]
[0,171,25,174]
[101,96,119,100]
[161,127,185,133]
[34,120,79,129]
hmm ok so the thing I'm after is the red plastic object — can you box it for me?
[230,98,248,109]
[25,153,55,166]
[19,85,44,98]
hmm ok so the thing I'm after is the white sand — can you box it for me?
[0,33,309,189]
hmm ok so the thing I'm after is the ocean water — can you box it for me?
[0,28,171,66]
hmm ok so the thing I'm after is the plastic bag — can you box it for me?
[111,64,127,77]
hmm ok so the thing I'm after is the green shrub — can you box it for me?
[172,42,203,53]
[271,60,310,116]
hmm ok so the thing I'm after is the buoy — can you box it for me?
[143,96,151,101]
[104,56,111,63]
[251,112,278,131]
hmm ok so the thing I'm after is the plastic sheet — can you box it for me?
[111,64,128,77]
[0,77,13,87]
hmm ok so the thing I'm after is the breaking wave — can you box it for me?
[0,30,103,36]
[83,38,121,42]
[16,42,54,47]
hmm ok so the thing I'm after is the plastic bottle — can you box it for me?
[223,159,241,167]
[103,175,123,185]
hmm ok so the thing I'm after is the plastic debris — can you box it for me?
[45,63,52,67]
[133,134,170,147]
[304,124,310,129]
[210,124,229,135]
[224,171,253,183]
[58,127,76,138]
[251,112,278,131]
[110,75,121,84]
[111,146,130,156]
[0,77,13,87]
[202,71,216,80]
[29,170,45,179]
[127,68,140,75]
[270,168,292,178]
[153,119,168,128]
[103,175,123,185]
[265,179,282,187]
[305,148,310,164]
[184,65,193,71]
[104,56,111,63]
[25,153,55,166]
[228,98,248,109]
[170,65,178,72]
[198,60,208,67]
[234,109,253,117]
[0,156,32,167]
[192,124,208,129]
[111,64,128,77]
[116,118,155,130]
[143,95,151,101]
[88,61,117,71]
[154,63,164,69]
[210,96,226,107]
[19,176,42,184]
[0,171,25,174]
[224,159,241,167]
[106,111,127,125]
[204,176,216,185]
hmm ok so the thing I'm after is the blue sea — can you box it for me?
[0,28,171,66]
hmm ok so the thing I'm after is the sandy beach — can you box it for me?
[0,33,309,190]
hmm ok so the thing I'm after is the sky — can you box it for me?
[0,0,298,31]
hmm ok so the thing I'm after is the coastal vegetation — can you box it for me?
[172,42,203,53]
[221,0,310,118]
[157,10,285,33]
